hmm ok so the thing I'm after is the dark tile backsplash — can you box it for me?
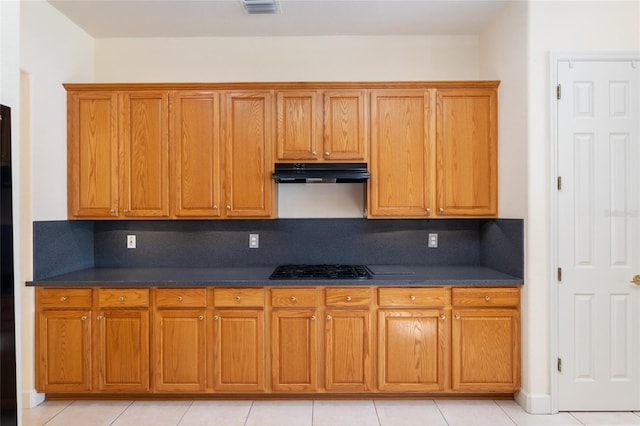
[34,218,523,279]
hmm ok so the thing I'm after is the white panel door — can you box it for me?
[558,59,640,411]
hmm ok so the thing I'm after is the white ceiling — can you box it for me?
[47,0,510,38]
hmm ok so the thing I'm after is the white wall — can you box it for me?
[95,35,480,82]
[478,0,533,408]
[525,0,640,414]
[19,0,94,409]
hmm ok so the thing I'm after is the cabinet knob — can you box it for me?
[213,205,218,210]
[312,151,318,157]
[110,209,116,214]
[346,296,352,302]
[81,315,87,321]
[177,296,183,302]
[198,315,204,321]
[485,295,491,301]
[119,296,125,302]
[290,296,297,302]
[213,315,219,321]
[426,208,431,214]
[439,208,444,213]
[123,209,129,214]
[410,295,416,301]
[59,296,68,302]
[311,315,316,321]
[97,315,103,321]
[325,151,330,157]
[455,314,461,320]
[235,296,241,302]
[327,315,332,320]
[226,205,231,210]
[440,315,446,320]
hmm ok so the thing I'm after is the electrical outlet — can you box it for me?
[428,233,438,248]
[127,235,136,249]
[249,233,259,249]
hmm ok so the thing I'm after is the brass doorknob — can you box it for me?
[630,275,640,285]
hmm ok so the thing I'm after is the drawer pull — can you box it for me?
[213,315,219,321]
[198,315,204,321]
[410,295,416,301]
[177,296,183,302]
[311,315,316,321]
[59,296,68,302]
[81,315,87,321]
[118,296,125,302]
[485,295,491,301]
[455,315,461,320]
[346,296,352,302]
[235,296,241,302]
[327,315,332,320]
[440,315,446,320]
[325,151,330,156]
[290,296,297,302]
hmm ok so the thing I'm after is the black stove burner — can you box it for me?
[269,264,373,280]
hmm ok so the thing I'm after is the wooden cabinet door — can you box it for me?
[323,91,367,161]
[223,92,274,218]
[120,91,170,218]
[67,91,119,218]
[170,91,222,218]
[378,309,446,391]
[36,310,91,392]
[95,309,150,392]
[271,309,319,391]
[325,309,372,391]
[436,88,497,216]
[276,91,322,160]
[451,308,520,392]
[369,90,435,217]
[212,309,265,392]
[154,309,206,392]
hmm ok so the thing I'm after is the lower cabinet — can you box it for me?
[35,285,520,395]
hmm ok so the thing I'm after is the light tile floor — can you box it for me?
[22,399,640,426]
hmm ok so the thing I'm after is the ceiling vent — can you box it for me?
[242,0,279,14]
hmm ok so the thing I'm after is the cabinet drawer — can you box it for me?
[156,288,207,308]
[325,288,371,307]
[378,287,446,307]
[271,288,318,307]
[39,288,92,308]
[452,287,520,308]
[214,288,264,307]
[97,288,150,307]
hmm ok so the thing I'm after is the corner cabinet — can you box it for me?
[36,284,519,396]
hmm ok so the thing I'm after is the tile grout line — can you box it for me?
[311,400,315,426]
[371,400,382,426]
[567,412,587,425]
[492,400,517,426]
[41,400,76,426]
[243,400,255,426]
[433,400,452,426]
[108,400,135,426]
[175,400,194,426]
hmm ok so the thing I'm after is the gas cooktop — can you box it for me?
[269,264,373,280]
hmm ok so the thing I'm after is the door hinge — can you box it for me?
[557,84,562,100]
[557,267,562,282]
[557,358,562,372]
[557,176,562,190]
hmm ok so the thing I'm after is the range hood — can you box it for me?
[272,163,370,183]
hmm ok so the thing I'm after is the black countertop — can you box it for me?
[27,265,523,287]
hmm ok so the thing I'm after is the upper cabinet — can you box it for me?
[369,90,435,217]
[223,91,274,218]
[66,82,497,220]
[170,91,222,218]
[67,90,170,219]
[276,90,366,162]
[368,84,498,218]
[436,88,497,217]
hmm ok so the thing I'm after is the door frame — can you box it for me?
[549,51,640,414]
